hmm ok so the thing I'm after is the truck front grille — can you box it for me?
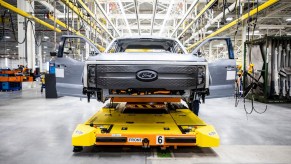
[88,64,205,90]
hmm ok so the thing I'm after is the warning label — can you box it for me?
[128,138,142,142]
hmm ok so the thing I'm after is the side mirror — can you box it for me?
[194,50,202,57]
[90,51,99,56]
[197,51,202,57]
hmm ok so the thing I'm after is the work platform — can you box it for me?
[72,102,219,151]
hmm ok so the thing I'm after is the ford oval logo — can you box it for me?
[136,70,158,82]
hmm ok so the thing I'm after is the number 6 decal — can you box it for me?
[156,136,164,145]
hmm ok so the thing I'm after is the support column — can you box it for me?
[4,57,9,67]
[17,1,26,67]
[85,29,90,59]
[240,2,246,69]
[241,20,247,69]
[26,16,36,71]
[17,0,35,70]
[77,20,81,61]
[37,36,43,72]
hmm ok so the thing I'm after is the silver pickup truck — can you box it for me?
[55,35,236,113]
[83,36,209,103]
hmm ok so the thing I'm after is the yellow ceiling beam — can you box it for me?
[177,0,217,39]
[77,0,114,39]
[59,0,102,35]
[186,0,279,52]
[48,14,80,35]
[48,14,105,52]
[0,0,61,33]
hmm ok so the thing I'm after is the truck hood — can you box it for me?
[87,52,207,62]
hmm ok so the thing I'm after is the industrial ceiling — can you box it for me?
[0,0,290,62]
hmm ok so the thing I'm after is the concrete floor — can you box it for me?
[0,85,291,164]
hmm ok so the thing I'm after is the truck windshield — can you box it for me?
[106,38,185,54]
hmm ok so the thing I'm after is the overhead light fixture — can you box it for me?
[5,36,10,39]
[286,18,291,21]
[44,46,48,49]
[258,26,285,30]
[246,33,262,36]
[226,17,233,21]
[43,36,49,39]
[6,49,10,51]
[44,52,47,54]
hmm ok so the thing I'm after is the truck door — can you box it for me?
[192,37,236,98]
[54,35,100,97]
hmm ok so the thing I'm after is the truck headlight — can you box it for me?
[197,66,205,85]
[88,65,96,86]
[88,65,95,77]
[89,77,95,83]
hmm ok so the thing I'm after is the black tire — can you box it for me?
[187,102,192,110]
[234,82,240,107]
[192,100,200,116]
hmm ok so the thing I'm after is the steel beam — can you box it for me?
[170,0,199,37]
[60,0,110,44]
[184,0,239,44]
[258,25,289,29]
[38,1,62,15]
[108,25,178,30]
[0,0,61,33]
[159,0,175,35]
[59,0,102,35]
[227,3,291,35]
[150,0,158,35]
[186,0,279,52]
[98,0,267,3]
[106,14,187,19]
[117,0,132,35]
[177,0,217,39]
[48,14,81,36]
[94,0,121,36]
[77,0,114,39]
[48,14,105,52]
[133,0,141,35]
